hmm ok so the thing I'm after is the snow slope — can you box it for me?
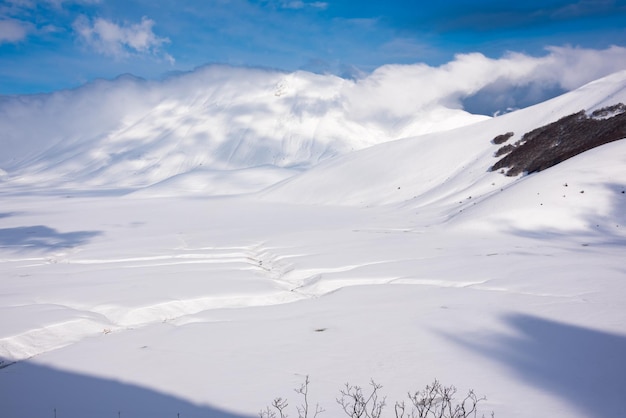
[0,66,485,195]
[262,70,626,209]
[0,70,625,418]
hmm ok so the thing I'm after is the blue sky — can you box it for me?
[1,0,626,95]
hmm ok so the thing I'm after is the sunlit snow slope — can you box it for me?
[1,69,625,418]
[0,66,485,195]
[263,70,626,209]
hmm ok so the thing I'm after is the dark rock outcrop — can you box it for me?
[491,103,626,176]
[492,132,514,145]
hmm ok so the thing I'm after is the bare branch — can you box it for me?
[337,380,386,418]
[273,397,289,418]
[260,405,277,418]
[294,375,325,418]
[263,377,493,418]
[395,401,406,418]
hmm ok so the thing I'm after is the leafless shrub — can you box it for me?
[260,375,324,418]
[396,379,490,418]
[337,380,386,418]
[262,377,494,418]
[259,398,288,418]
[296,376,325,418]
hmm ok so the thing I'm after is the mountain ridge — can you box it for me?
[261,70,626,209]
[0,65,486,194]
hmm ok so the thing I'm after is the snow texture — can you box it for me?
[1,68,626,418]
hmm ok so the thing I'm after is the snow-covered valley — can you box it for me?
[1,67,625,418]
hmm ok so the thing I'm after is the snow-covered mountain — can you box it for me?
[1,69,625,418]
[263,70,626,206]
[0,66,485,194]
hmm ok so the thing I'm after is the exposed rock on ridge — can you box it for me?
[491,103,626,176]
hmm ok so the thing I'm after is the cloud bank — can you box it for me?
[3,0,626,96]
[2,44,626,192]
[347,45,626,118]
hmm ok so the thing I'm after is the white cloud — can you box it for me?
[346,45,626,119]
[538,45,626,89]
[3,0,99,11]
[44,0,101,7]
[0,18,30,43]
[73,15,172,60]
[280,1,328,10]
[0,0,89,46]
[282,0,305,8]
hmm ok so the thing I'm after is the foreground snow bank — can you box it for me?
[1,186,625,418]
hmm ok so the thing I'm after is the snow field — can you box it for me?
[1,70,626,418]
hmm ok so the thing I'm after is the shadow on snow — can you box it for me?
[445,313,626,418]
[0,358,252,418]
[0,212,21,219]
[0,225,102,251]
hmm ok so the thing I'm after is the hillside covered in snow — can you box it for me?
[1,67,625,418]
[0,66,487,195]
